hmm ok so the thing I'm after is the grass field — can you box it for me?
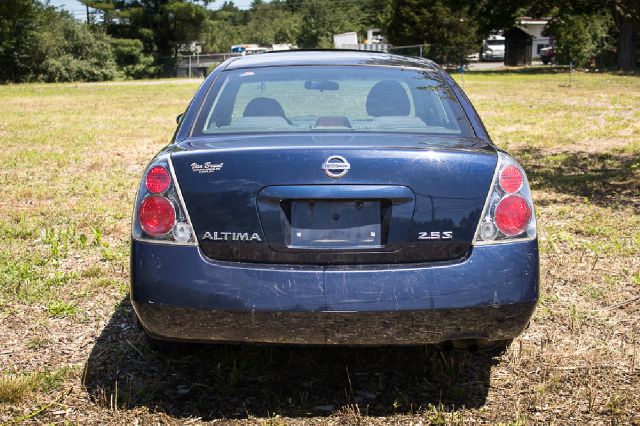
[0,69,639,424]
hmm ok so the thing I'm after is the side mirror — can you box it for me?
[176,113,184,125]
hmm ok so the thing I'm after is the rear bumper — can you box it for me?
[131,239,538,345]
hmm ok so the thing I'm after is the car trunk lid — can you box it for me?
[170,133,497,264]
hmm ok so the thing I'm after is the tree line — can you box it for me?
[0,0,638,83]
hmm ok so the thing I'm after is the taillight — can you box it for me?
[145,166,171,193]
[138,196,175,236]
[132,156,196,245]
[474,152,536,244]
[494,195,531,236]
[498,165,523,193]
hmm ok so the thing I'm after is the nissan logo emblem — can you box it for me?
[322,155,350,178]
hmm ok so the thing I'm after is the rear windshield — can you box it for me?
[194,65,473,136]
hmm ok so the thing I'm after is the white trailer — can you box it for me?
[333,32,358,49]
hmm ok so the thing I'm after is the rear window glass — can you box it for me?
[194,66,473,136]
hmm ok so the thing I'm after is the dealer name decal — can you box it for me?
[191,161,223,174]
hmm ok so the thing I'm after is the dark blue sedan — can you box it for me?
[131,50,538,350]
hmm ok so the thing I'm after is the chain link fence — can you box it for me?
[167,47,430,78]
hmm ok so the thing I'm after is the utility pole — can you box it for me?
[86,4,90,25]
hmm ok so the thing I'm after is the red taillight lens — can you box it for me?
[499,165,523,193]
[138,196,175,236]
[494,195,531,236]
[145,166,171,194]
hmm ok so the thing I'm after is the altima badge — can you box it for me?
[202,232,261,242]
[322,155,350,178]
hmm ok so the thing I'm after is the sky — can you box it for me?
[48,0,259,21]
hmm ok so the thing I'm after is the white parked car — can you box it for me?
[481,35,505,61]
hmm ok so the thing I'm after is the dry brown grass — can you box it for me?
[0,71,639,424]
[0,375,34,404]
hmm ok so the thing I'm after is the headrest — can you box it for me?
[243,97,287,118]
[366,80,410,117]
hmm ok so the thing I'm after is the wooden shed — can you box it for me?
[504,26,534,66]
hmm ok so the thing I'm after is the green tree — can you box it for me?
[83,0,210,58]
[297,0,374,48]
[203,0,377,51]
[386,0,479,64]
[0,0,41,82]
[201,2,248,52]
[545,11,615,67]
[110,38,157,78]
[607,0,639,70]
[0,1,118,82]
[474,0,639,70]
[32,7,118,82]
[543,0,638,70]
[297,0,341,48]
[244,2,301,46]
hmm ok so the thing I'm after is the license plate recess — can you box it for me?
[290,200,381,249]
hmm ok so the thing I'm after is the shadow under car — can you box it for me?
[83,297,500,420]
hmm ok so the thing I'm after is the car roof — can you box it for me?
[224,50,440,71]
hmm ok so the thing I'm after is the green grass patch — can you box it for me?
[0,367,73,404]
[81,265,104,278]
[458,71,640,152]
[46,300,77,318]
[26,336,53,350]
